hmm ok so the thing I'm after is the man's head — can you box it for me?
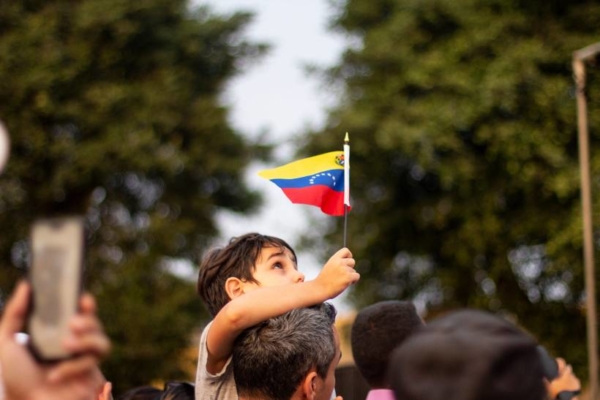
[233,303,340,400]
[197,233,303,316]
[388,309,546,400]
[351,300,424,388]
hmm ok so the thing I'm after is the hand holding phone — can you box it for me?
[1,281,110,400]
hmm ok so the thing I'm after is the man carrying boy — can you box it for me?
[232,303,340,400]
[195,233,359,400]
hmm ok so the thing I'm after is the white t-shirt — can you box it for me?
[194,322,237,400]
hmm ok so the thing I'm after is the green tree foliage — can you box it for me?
[0,0,267,391]
[304,0,600,377]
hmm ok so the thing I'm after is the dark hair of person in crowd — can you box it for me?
[387,309,546,400]
[116,386,162,400]
[160,381,195,400]
[116,382,194,400]
[351,300,424,388]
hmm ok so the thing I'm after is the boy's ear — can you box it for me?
[301,371,319,400]
[225,277,245,300]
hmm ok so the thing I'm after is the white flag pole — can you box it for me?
[343,132,350,248]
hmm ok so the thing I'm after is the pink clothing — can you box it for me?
[365,389,396,400]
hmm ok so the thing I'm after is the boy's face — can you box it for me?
[243,246,304,290]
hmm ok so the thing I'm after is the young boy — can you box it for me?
[195,233,359,400]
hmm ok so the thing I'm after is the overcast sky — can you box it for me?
[202,0,343,139]
[198,0,353,311]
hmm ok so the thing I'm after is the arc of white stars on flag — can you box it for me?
[309,172,337,186]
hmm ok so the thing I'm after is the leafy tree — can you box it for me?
[0,0,267,391]
[304,0,600,377]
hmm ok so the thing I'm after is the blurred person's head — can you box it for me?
[115,386,161,400]
[233,303,339,400]
[197,233,301,317]
[351,300,424,388]
[160,381,194,400]
[115,382,194,400]
[388,309,546,400]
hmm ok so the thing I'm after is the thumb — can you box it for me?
[333,247,352,259]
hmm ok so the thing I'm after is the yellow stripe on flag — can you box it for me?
[258,151,343,180]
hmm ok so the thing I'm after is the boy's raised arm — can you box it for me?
[205,247,359,374]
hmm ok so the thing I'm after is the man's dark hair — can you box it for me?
[197,233,297,316]
[388,309,546,400]
[351,300,424,388]
[233,303,337,400]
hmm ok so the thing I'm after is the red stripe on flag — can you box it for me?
[281,185,349,216]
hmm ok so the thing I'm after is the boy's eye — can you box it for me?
[273,263,283,269]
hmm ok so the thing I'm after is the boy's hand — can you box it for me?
[0,281,110,400]
[315,248,360,299]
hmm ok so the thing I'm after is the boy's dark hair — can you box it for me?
[233,303,338,400]
[388,309,546,400]
[197,232,297,316]
[351,300,424,388]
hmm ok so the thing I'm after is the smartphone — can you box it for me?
[27,216,84,362]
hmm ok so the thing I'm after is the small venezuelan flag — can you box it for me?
[258,151,349,216]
